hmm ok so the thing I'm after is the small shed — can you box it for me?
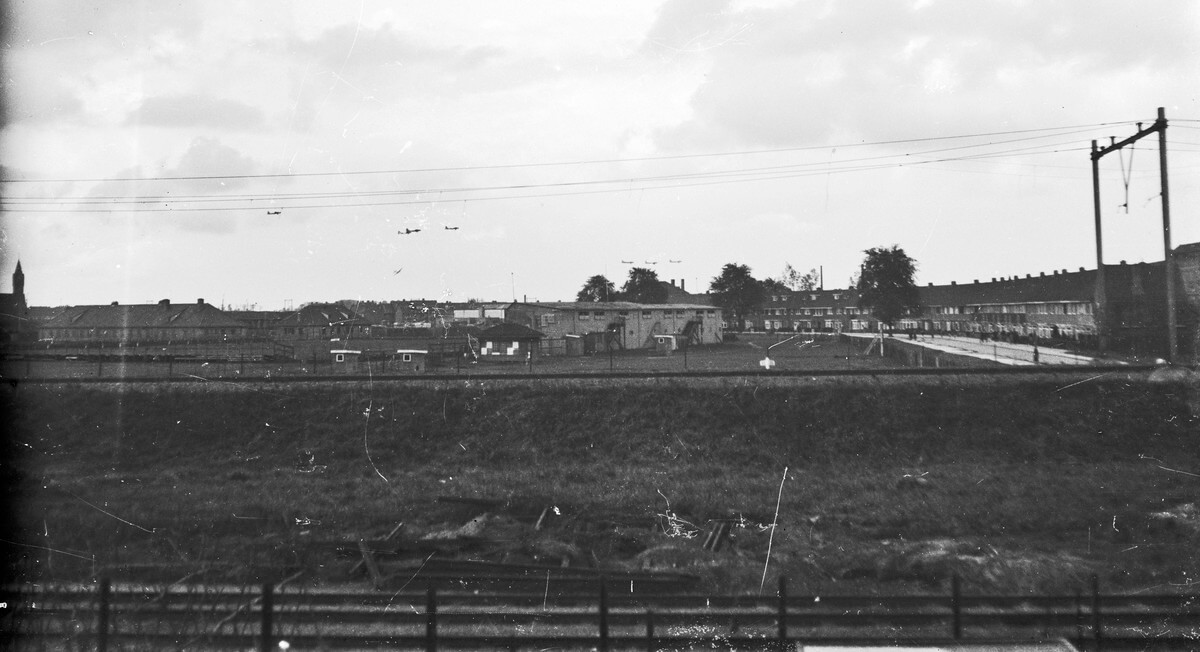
[564,333,584,356]
[654,334,678,354]
[330,349,362,374]
[393,349,429,373]
[478,322,544,361]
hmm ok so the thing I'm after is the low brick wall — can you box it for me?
[842,334,1006,369]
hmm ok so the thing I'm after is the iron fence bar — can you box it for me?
[260,582,273,652]
[645,609,654,652]
[952,573,961,639]
[599,580,609,652]
[97,578,110,652]
[426,587,437,652]
[777,576,787,645]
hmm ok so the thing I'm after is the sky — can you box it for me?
[2,0,1199,309]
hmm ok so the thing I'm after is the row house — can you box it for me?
[755,289,872,333]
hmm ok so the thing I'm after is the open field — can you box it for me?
[4,369,1199,602]
[1,335,911,380]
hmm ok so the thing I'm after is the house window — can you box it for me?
[676,310,685,316]
[642,311,652,318]
[335,353,345,363]
[594,311,606,317]
[402,353,413,362]
[579,313,591,321]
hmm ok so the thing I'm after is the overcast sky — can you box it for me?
[2,1,1198,309]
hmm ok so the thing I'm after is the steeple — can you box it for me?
[12,261,25,309]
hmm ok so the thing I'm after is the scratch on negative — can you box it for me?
[1055,373,1110,392]
[1157,465,1200,478]
[63,488,155,534]
[386,552,436,610]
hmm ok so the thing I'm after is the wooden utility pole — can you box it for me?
[1090,107,1175,362]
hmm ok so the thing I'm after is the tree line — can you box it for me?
[576,246,921,332]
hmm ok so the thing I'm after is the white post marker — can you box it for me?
[760,356,776,370]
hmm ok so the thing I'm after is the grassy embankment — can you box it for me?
[3,376,1198,595]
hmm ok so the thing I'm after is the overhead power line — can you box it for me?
[2,144,1099,214]
[0,121,1138,186]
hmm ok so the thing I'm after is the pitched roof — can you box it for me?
[41,301,246,329]
[275,303,370,327]
[478,322,544,340]
[919,270,1096,307]
[521,301,717,311]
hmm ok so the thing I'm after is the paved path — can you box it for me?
[844,333,1114,367]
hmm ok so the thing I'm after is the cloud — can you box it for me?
[649,0,1200,151]
[129,94,265,130]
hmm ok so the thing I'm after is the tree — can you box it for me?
[774,263,820,291]
[760,277,789,294]
[620,267,667,303]
[576,274,616,302]
[856,245,921,332]
[709,263,765,331]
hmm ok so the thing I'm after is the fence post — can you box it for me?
[599,580,609,652]
[260,582,273,652]
[645,609,654,652]
[951,573,962,639]
[1074,589,1084,644]
[97,578,110,652]
[778,575,787,645]
[1091,574,1102,651]
[426,587,437,652]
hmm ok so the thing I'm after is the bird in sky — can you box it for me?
[267,210,281,215]
[645,260,658,265]
[399,228,422,234]
[621,260,634,264]
[669,259,682,263]
[393,268,404,275]
[443,225,460,230]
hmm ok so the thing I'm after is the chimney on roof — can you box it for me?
[927,282,933,286]
[1079,267,1085,272]
[111,301,118,306]
[1040,272,1045,277]
[1120,260,1127,265]
[158,299,170,307]
[991,278,996,282]
[951,281,957,285]
[680,279,685,291]
[973,279,978,284]
[197,298,204,304]
[670,279,676,287]
[1026,274,1031,278]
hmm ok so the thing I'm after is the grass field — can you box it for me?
[4,364,1198,598]
[2,334,909,379]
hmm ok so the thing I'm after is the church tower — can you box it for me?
[13,260,24,302]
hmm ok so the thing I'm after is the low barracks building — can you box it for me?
[38,299,249,344]
[506,302,724,349]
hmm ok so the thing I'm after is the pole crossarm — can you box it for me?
[1093,118,1165,160]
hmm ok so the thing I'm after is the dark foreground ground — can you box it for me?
[3,365,1198,598]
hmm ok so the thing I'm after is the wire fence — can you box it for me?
[4,575,1199,651]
